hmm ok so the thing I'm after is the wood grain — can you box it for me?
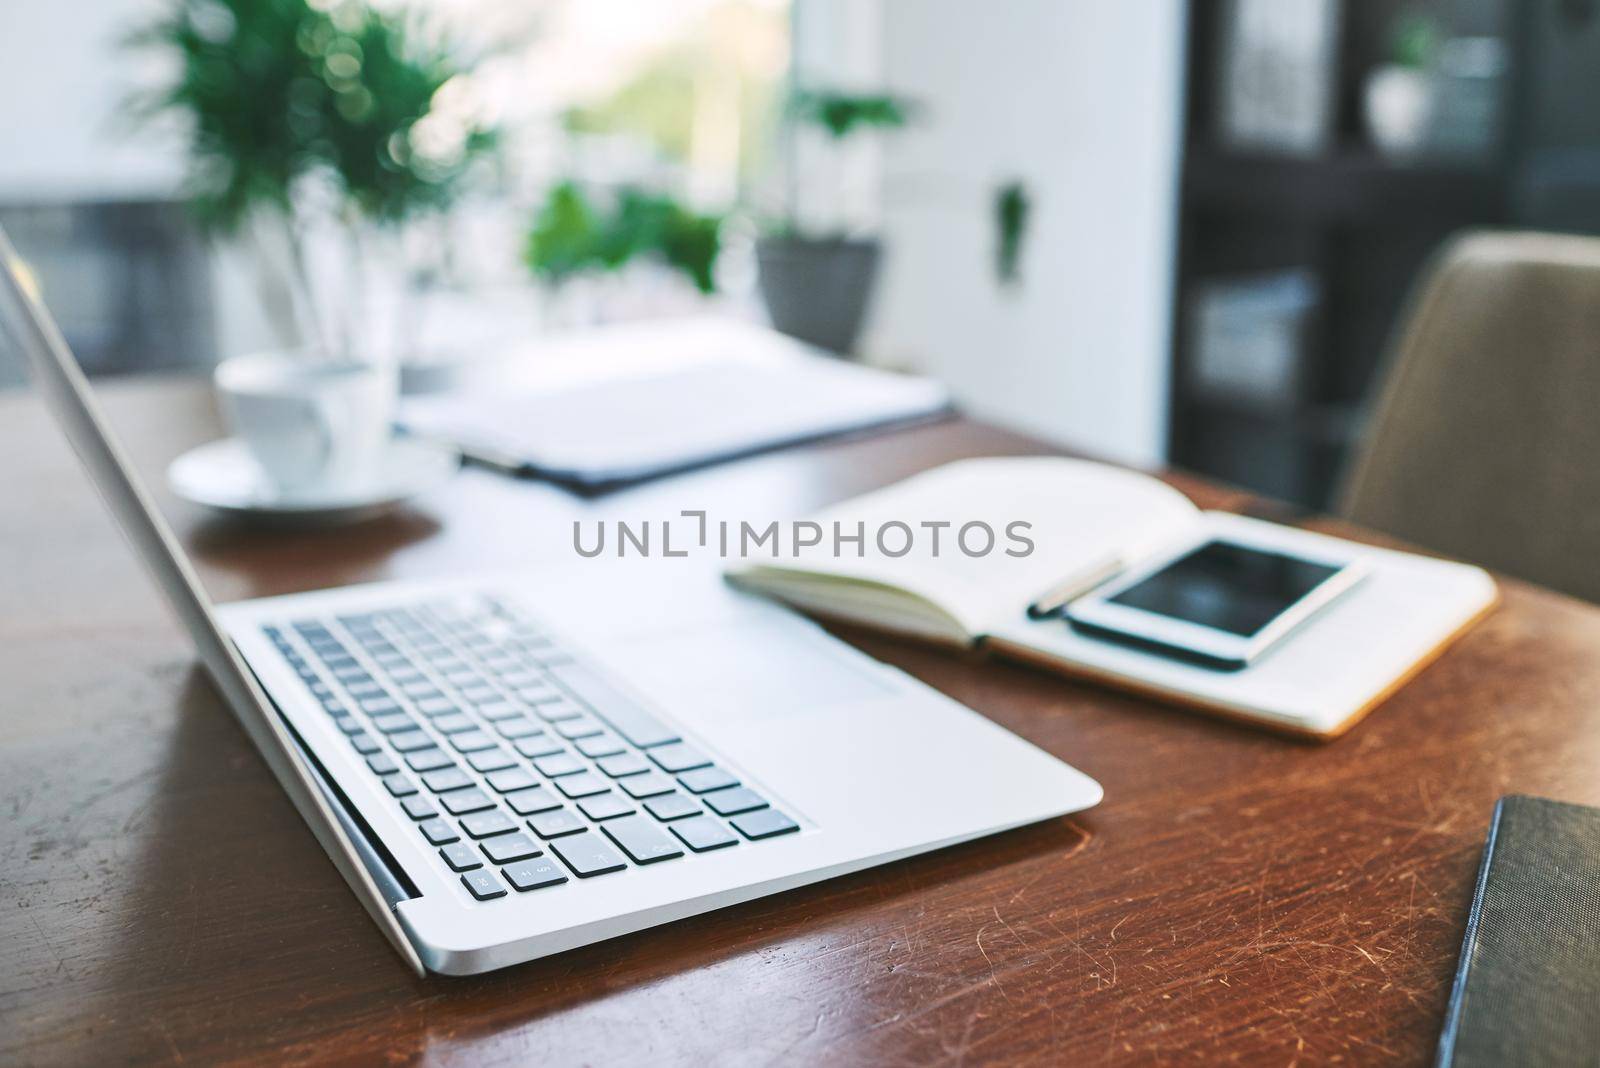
[5,375,1600,1066]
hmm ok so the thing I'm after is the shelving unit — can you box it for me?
[1167,0,1551,507]
[1183,148,1503,222]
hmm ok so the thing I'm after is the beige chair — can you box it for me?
[1340,229,1600,604]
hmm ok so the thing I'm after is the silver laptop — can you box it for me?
[0,227,1101,976]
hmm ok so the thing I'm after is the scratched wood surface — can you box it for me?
[5,375,1600,1066]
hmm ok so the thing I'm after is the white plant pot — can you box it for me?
[1364,65,1432,159]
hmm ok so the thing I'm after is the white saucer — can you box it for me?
[168,437,460,525]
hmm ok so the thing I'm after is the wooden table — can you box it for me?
[6,375,1600,1066]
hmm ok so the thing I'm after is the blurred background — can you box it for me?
[5,0,1600,509]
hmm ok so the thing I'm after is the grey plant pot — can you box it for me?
[755,236,881,356]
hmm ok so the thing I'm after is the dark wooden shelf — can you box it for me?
[1182,397,1365,447]
[1182,146,1506,224]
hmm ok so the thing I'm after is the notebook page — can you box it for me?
[731,457,1200,638]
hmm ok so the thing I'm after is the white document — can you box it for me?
[400,317,951,486]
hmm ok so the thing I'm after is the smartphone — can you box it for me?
[1064,535,1368,670]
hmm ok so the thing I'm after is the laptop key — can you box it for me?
[486,767,537,793]
[679,766,738,794]
[506,787,564,816]
[529,808,586,839]
[534,752,583,778]
[481,832,541,865]
[414,696,455,716]
[461,870,507,901]
[385,776,418,798]
[461,809,517,839]
[731,808,800,840]
[495,717,543,740]
[546,662,680,748]
[405,747,455,772]
[402,796,438,821]
[596,752,650,778]
[602,815,685,865]
[503,856,569,892]
[477,701,523,722]
[704,787,769,817]
[422,767,474,793]
[554,717,605,740]
[419,818,459,845]
[550,832,628,878]
[369,711,415,734]
[431,712,477,734]
[649,743,712,774]
[359,697,402,716]
[576,733,625,759]
[390,729,435,753]
[554,772,610,800]
[578,794,637,822]
[670,816,739,853]
[366,752,399,776]
[349,731,381,755]
[440,842,482,872]
[441,788,496,816]
[467,748,517,773]
[514,736,566,760]
[450,730,498,753]
[619,773,676,800]
[533,697,586,723]
[644,793,702,822]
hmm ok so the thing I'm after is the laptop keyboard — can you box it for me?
[260,595,798,903]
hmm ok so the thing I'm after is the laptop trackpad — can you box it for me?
[605,615,896,725]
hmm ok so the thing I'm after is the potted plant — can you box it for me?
[1363,10,1440,159]
[757,89,910,356]
[128,0,496,366]
[524,180,724,305]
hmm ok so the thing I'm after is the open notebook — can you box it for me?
[726,458,1498,739]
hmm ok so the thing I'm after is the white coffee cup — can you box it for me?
[215,352,395,495]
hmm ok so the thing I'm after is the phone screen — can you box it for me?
[1107,540,1343,637]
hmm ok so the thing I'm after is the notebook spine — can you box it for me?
[1434,797,1507,1067]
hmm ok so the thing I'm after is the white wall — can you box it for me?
[848,1,1188,466]
[0,0,182,198]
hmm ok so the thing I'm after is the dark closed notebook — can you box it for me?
[1437,796,1600,1067]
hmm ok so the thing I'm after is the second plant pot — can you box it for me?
[755,236,881,356]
